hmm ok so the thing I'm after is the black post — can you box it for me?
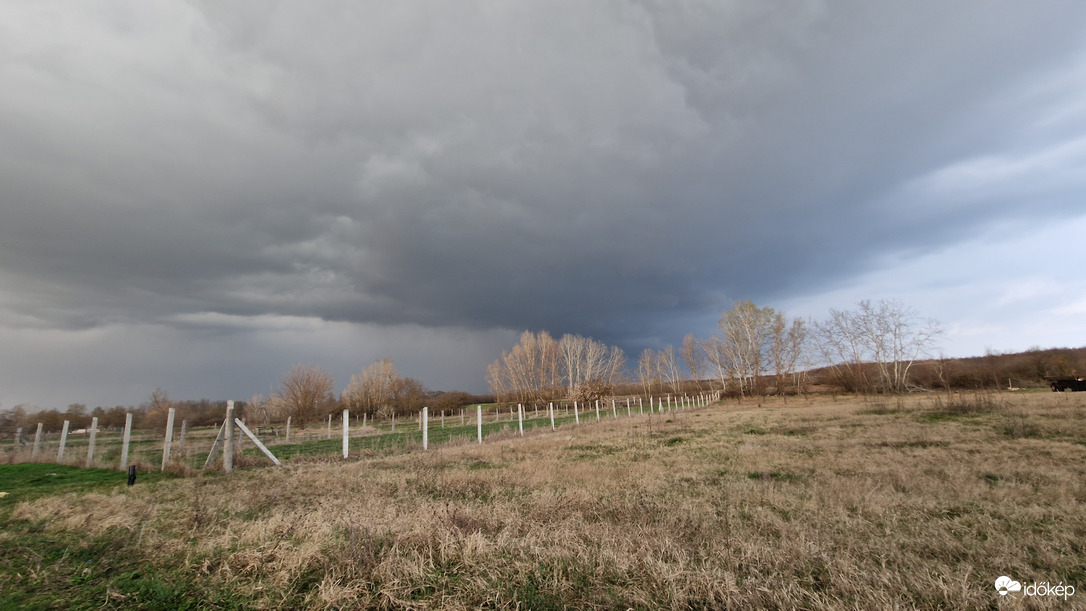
[127,465,137,486]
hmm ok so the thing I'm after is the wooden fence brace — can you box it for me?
[234,418,281,466]
[86,417,99,468]
[342,409,349,459]
[57,420,70,462]
[31,423,43,461]
[119,413,132,470]
[162,408,176,471]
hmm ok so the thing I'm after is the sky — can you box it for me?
[2,1,1086,409]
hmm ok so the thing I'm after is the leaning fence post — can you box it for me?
[86,417,99,468]
[612,399,617,419]
[31,423,43,462]
[177,419,188,454]
[422,407,429,450]
[639,397,643,415]
[549,402,556,430]
[574,402,579,425]
[119,413,132,470]
[224,401,235,473]
[342,409,349,459]
[477,405,483,444]
[57,420,70,462]
[162,407,176,471]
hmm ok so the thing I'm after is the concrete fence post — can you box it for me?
[477,405,483,444]
[342,409,349,459]
[224,401,235,473]
[86,416,99,468]
[120,413,132,470]
[31,422,43,462]
[422,407,429,450]
[162,408,176,471]
[549,402,555,430]
[574,401,580,424]
[57,420,70,462]
[518,404,524,436]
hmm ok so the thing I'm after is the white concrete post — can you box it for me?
[342,409,349,459]
[177,419,189,454]
[477,405,483,444]
[327,413,332,439]
[549,402,555,430]
[161,407,176,471]
[518,404,524,436]
[574,401,580,424]
[119,413,132,470]
[286,416,291,442]
[31,422,43,461]
[422,407,428,450]
[57,420,70,462]
[639,397,643,415]
[13,426,22,459]
[627,398,631,417]
[612,399,617,418]
[224,401,235,473]
[86,417,99,468]
[441,410,445,429]
[595,400,600,422]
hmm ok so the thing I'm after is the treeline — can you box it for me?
[0,392,237,437]
[486,298,1084,402]
[0,360,493,436]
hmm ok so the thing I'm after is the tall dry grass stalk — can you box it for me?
[8,392,1086,609]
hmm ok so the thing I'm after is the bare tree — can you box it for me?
[278,364,334,427]
[658,345,682,395]
[680,334,705,392]
[489,331,624,404]
[718,300,777,399]
[702,333,732,394]
[770,314,808,396]
[813,299,940,393]
[638,348,660,396]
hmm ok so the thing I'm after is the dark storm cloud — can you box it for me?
[2,1,1086,406]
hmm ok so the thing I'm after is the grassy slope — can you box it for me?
[1,392,1084,609]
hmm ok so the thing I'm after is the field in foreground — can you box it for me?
[1,392,1084,609]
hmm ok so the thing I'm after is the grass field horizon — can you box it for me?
[2,391,1084,609]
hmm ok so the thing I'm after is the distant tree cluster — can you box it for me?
[486,331,626,404]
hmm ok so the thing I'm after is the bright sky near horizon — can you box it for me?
[2,1,1085,409]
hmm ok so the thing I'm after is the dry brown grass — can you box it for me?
[8,392,1086,609]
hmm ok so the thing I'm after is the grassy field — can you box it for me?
[1,391,1084,609]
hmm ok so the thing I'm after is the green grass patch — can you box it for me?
[0,463,174,514]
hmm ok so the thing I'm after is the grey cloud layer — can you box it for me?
[3,1,1086,357]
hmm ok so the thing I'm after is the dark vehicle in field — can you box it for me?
[1047,376,1086,392]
